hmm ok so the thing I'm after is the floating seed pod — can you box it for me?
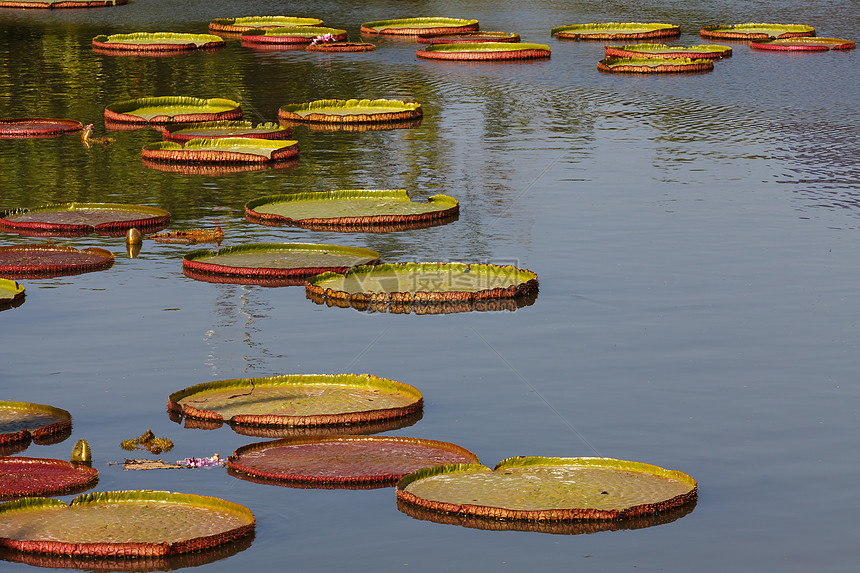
[417,42,551,61]
[417,31,520,44]
[0,457,98,500]
[142,138,299,164]
[161,120,291,142]
[209,16,323,33]
[71,439,92,464]
[598,56,714,73]
[0,203,170,237]
[0,401,72,447]
[749,37,855,51]
[104,96,242,124]
[0,118,82,138]
[92,32,224,53]
[0,244,113,279]
[0,278,24,310]
[361,17,479,36]
[604,43,732,59]
[699,23,815,40]
[278,98,422,124]
[552,22,680,41]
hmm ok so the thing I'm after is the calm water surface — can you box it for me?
[1,1,858,571]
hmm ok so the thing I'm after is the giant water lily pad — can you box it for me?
[598,56,714,73]
[361,17,479,36]
[227,436,479,489]
[397,457,698,523]
[245,189,459,230]
[552,22,680,40]
[142,138,299,164]
[0,203,170,237]
[0,401,71,447]
[241,26,347,45]
[104,96,242,124]
[0,457,99,500]
[417,42,551,61]
[278,98,422,124]
[0,0,126,8]
[183,242,379,286]
[306,262,539,305]
[92,32,224,53]
[209,16,323,33]
[0,491,255,557]
[306,41,376,53]
[168,374,423,428]
[142,159,298,177]
[417,31,520,44]
[162,120,291,142]
[750,37,855,51]
[0,279,24,310]
[0,244,114,279]
[700,23,815,40]
[0,118,82,138]
[605,43,732,59]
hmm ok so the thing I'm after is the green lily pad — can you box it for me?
[699,23,815,40]
[0,457,99,500]
[142,138,299,164]
[278,98,422,123]
[0,0,126,8]
[0,202,170,237]
[417,31,520,44]
[552,22,680,40]
[397,457,698,522]
[241,26,347,45]
[361,17,479,36]
[0,118,82,138]
[0,401,71,446]
[104,96,242,124]
[92,32,224,52]
[598,56,714,73]
[0,279,24,310]
[605,43,732,59]
[417,42,551,60]
[0,244,114,279]
[750,37,855,51]
[0,491,254,557]
[245,189,459,230]
[162,120,291,142]
[168,373,423,428]
[209,16,323,33]
[227,436,479,489]
[306,41,376,53]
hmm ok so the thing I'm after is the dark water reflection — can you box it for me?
[1,1,858,572]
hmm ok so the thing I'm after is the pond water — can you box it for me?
[1,0,858,571]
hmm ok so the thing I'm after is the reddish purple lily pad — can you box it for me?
[0,457,99,500]
[749,37,855,51]
[227,436,480,488]
[0,203,170,237]
[0,118,82,138]
[305,42,376,52]
[0,0,125,9]
[417,31,520,44]
[0,401,72,447]
[0,244,114,279]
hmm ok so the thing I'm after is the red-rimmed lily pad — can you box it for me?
[417,31,520,44]
[749,37,855,51]
[104,96,242,124]
[308,288,539,315]
[699,23,815,40]
[142,158,298,177]
[0,279,24,310]
[552,22,680,40]
[605,43,732,59]
[278,98,422,124]
[360,17,479,36]
[0,401,72,447]
[306,41,376,53]
[92,32,225,53]
[227,436,479,489]
[598,56,714,73]
[162,121,291,142]
[168,374,423,428]
[0,491,255,557]
[241,26,347,46]
[0,457,99,500]
[397,457,698,523]
[0,117,82,138]
[245,189,459,230]
[279,117,422,133]
[0,244,114,279]
[0,0,126,8]
[418,42,550,61]
[0,203,170,237]
[209,16,323,33]
[182,243,379,286]
[142,138,299,164]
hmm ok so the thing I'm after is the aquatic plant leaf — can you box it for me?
[417,31,520,44]
[551,22,681,40]
[699,23,815,40]
[0,401,72,445]
[104,96,242,124]
[598,56,714,73]
[162,120,290,142]
[0,202,170,237]
[0,117,82,137]
[604,43,732,59]
[0,457,98,500]
[92,32,224,52]
[240,26,347,45]
[227,436,479,488]
[749,37,855,51]
[361,17,479,35]
[0,0,126,9]
[0,278,24,309]
[209,16,323,33]
[0,244,114,279]
[142,138,299,163]
[306,42,376,52]
[120,430,174,454]
[278,98,422,124]
[149,227,224,244]
[418,42,551,60]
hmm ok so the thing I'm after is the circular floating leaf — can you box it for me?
[227,436,479,489]
[307,288,539,315]
[168,373,423,428]
[598,56,714,73]
[0,0,126,8]
[241,26,347,45]
[0,203,170,237]
[183,242,379,285]
[104,96,242,124]
[278,98,422,124]
[552,22,681,40]
[142,158,298,177]
[162,121,291,142]
[92,32,224,52]
[0,117,82,138]
[279,117,422,133]
[0,279,24,310]
[699,23,815,40]
[361,17,479,36]
[0,491,255,557]
[417,31,520,44]
[0,401,72,446]
[418,42,551,61]
[0,244,114,279]
[306,42,376,53]
[605,43,732,59]
[209,16,323,33]
[306,262,539,305]
[245,189,459,230]
[749,37,855,51]
[397,457,698,522]
[142,138,299,164]
[0,457,98,500]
